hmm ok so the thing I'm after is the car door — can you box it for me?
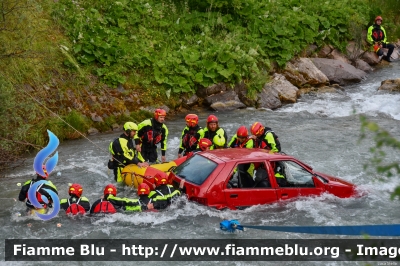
[223,162,278,209]
[267,161,300,201]
[270,160,324,199]
[223,187,278,209]
[285,160,325,197]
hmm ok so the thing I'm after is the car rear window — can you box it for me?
[172,154,217,185]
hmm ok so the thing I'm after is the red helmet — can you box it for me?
[137,183,150,196]
[185,114,198,127]
[154,109,167,120]
[154,172,168,186]
[375,16,383,22]
[198,138,212,151]
[207,115,218,123]
[251,122,264,136]
[104,184,117,197]
[237,126,249,138]
[69,183,83,198]
[37,165,49,179]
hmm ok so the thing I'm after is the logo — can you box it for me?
[28,130,60,220]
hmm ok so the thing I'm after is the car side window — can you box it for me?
[277,160,315,187]
[227,162,270,189]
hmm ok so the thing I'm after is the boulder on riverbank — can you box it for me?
[310,58,367,86]
[281,58,329,87]
[204,90,246,111]
[257,73,298,109]
[378,79,400,92]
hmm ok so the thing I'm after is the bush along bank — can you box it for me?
[48,0,400,113]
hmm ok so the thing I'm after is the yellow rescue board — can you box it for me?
[121,164,163,188]
[121,157,188,188]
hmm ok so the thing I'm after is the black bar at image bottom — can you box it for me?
[5,239,400,261]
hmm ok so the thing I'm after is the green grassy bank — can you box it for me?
[0,0,399,169]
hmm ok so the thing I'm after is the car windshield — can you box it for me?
[172,154,217,185]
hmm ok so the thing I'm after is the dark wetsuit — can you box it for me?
[136,118,168,163]
[148,184,181,209]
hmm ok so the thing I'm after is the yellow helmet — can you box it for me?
[123,122,138,132]
[213,134,226,148]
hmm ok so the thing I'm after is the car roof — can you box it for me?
[199,148,293,163]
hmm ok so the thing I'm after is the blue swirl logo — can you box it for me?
[28,130,60,220]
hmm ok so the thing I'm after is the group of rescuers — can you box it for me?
[108,109,281,183]
[18,166,180,215]
[18,109,281,216]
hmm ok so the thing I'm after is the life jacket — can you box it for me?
[92,199,117,214]
[182,127,200,151]
[371,25,384,42]
[65,198,86,215]
[255,127,281,152]
[142,120,163,145]
[204,128,221,141]
[145,131,162,145]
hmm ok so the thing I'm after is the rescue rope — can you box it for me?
[21,89,126,167]
[24,91,106,153]
[220,220,400,236]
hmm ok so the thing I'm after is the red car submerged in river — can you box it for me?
[169,148,358,210]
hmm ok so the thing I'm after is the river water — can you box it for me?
[1,62,400,265]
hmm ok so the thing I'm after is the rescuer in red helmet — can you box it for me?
[137,183,163,210]
[148,173,181,209]
[198,138,212,151]
[135,108,168,163]
[367,16,395,62]
[90,184,153,214]
[228,126,254,148]
[250,122,281,153]
[184,138,212,158]
[178,114,204,158]
[203,114,228,148]
[18,165,58,214]
[228,126,254,175]
[60,183,91,215]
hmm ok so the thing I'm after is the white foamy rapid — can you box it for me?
[278,63,400,120]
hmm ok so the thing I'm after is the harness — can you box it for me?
[156,185,172,197]
[234,137,251,148]
[138,198,152,206]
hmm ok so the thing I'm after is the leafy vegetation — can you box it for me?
[52,0,374,94]
[360,116,400,199]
